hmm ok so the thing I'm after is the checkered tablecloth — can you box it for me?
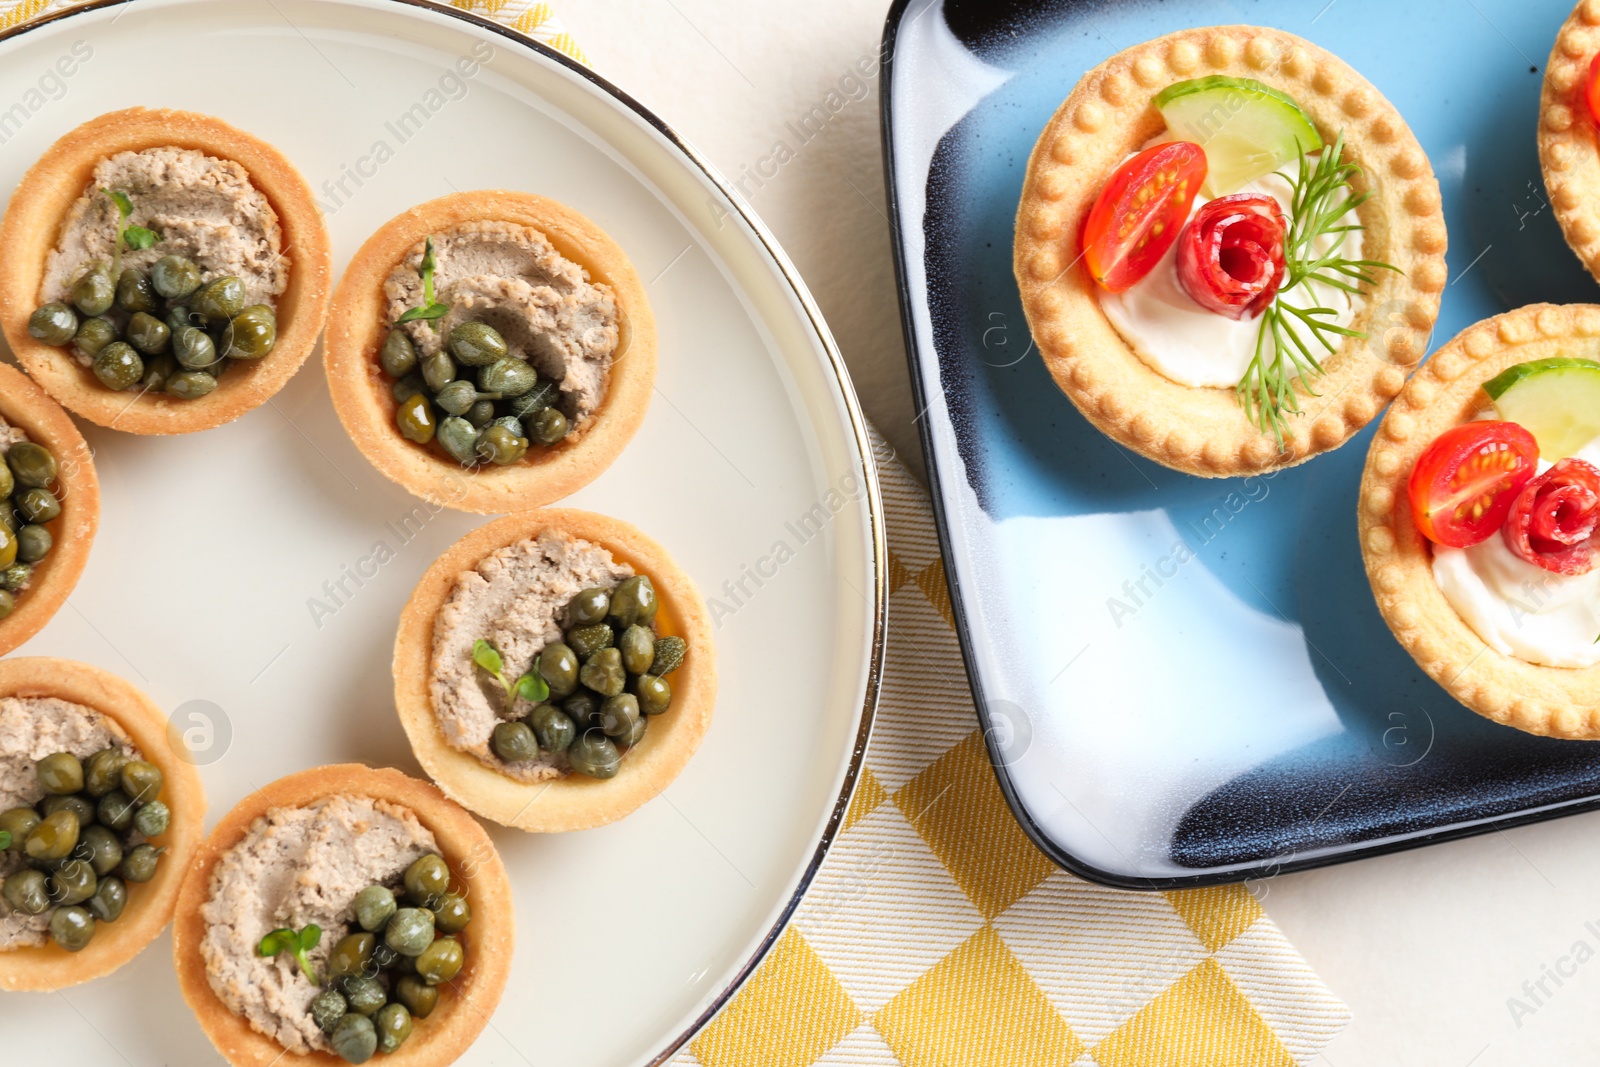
[0,1,1353,1063]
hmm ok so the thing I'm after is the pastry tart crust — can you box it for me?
[0,107,333,435]
[0,657,206,990]
[394,509,716,832]
[1540,0,1600,284]
[325,191,657,515]
[172,764,513,1067]
[1014,25,1447,477]
[1358,303,1600,740]
[0,361,98,657]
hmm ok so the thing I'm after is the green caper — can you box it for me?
[77,824,123,877]
[331,1012,377,1064]
[49,905,94,951]
[353,884,397,932]
[165,304,196,335]
[566,623,613,659]
[434,379,480,416]
[448,321,508,366]
[224,305,276,359]
[97,790,136,831]
[615,711,649,747]
[432,892,471,935]
[2,562,34,592]
[464,399,495,428]
[391,372,426,404]
[397,392,437,444]
[568,731,621,779]
[116,268,157,313]
[123,312,169,356]
[151,255,203,300]
[72,265,115,317]
[165,370,217,400]
[18,525,52,564]
[141,353,177,393]
[0,527,17,570]
[531,407,569,445]
[507,378,560,419]
[8,441,56,489]
[25,808,79,860]
[491,415,525,440]
[72,316,118,360]
[380,329,418,378]
[404,853,450,904]
[16,488,59,524]
[619,625,656,674]
[133,799,170,837]
[610,575,657,627]
[478,357,537,395]
[2,868,49,914]
[341,977,386,1016]
[28,303,78,345]
[121,760,163,803]
[84,749,129,797]
[49,857,98,906]
[384,907,435,956]
[537,642,580,698]
[190,275,245,325]
[375,1002,412,1054]
[40,794,94,823]
[436,416,479,465]
[87,874,127,923]
[474,425,528,466]
[312,989,348,1034]
[634,674,673,716]
[0,462,13,500]
[650,635,687,675]
[0,806,41,845]
[119,843,161,883]
[414,936,464,985]
[328,932,377,981]
[580,647,626,697]
[491,720,538,762]
[396,974,438,1019]
[421,351,456,393]
[599,693,640,739]
[567,588,611,626]
[37,751,84,794]
[562,691,598,729]
[172,325,218,369]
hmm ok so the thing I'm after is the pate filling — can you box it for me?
[385,222,620,428]
[429,530,632,782]
[198,795,437,1055]
[0,696,137,950]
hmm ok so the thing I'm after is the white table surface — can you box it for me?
[560,2,1600,1064]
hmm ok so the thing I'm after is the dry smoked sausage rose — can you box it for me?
[1176,194,1287,320]
[1503,457,1600,575]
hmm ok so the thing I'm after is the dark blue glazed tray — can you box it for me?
[881,0,1600,887]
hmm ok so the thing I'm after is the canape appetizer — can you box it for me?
[174,765,512,1066]
[1540,0,1600,284]
[1361,304,1600,738]
[326,192,656,514]
[394,509,715,831]
[0,658,205,989]
[1015,27,1446,476]
[0,108,332,434]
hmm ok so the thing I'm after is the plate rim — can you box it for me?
[876,0,1600,890]
[0,0,889,1058]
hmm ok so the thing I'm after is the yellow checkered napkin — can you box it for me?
[0,1,1353,1062]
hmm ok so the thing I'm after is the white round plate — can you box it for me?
[0,1,884,1063]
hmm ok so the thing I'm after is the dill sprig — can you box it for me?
[1238,132,1401,447]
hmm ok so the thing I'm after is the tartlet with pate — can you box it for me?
[173,764,513,1067]
[394,509,715,832]
[1360,303,1600,739]
[0,108,332,434]
[0,361,98,656]
[325,191,657,514]
[0,657,205,990]
[1015,26,1447,476]
[1539,0,1600,284]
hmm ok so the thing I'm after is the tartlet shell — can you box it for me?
[0,657,206,991]
[324,191,657,514]
[1357,303,1600,739]
[172,764,513,1067]
[1013,25,1447,476]
[0,107,333,435]
[1540,0,1600,283]
[0,361,98,656]
[394,508,716,832]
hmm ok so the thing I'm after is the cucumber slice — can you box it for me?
[1483,356,1600,460]
[1154,76,1323,196]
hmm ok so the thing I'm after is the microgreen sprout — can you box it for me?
[0,830,10,850]
[473,638,549,711]
[397,235,450,329]
[102,188,159,277]
[259,924,322,985]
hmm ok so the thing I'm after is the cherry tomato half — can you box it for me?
[1081,141,1207,294]
[1408,421,1540,548]
[1587,53,1600,126]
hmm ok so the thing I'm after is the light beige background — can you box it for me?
[560,1,1600,1064]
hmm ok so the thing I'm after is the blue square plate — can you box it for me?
[881,0,1600,887]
